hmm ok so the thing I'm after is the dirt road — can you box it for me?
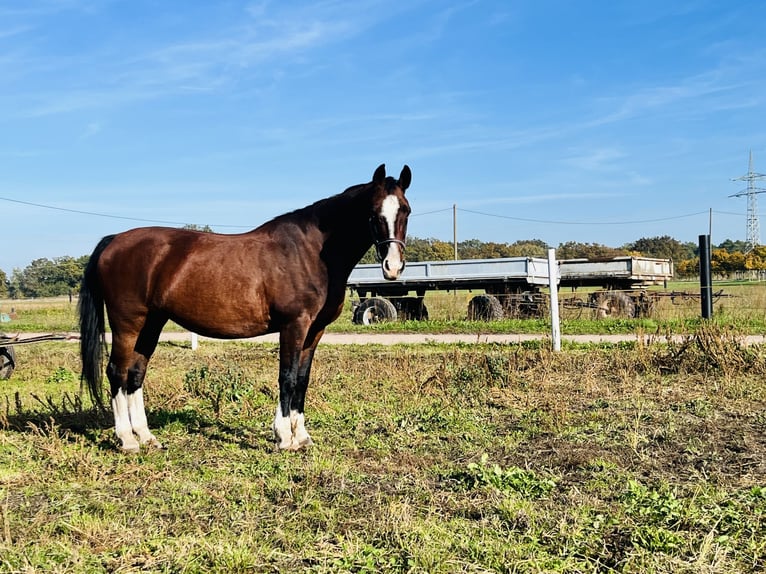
[18,331,766,346]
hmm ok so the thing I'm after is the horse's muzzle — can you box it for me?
[381,248,405,280]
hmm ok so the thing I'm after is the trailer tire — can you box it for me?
[593,291,635,319]
[634,292,656,318]
[394,297,429,321]
[0,345,16,380]
[353,297,398,325]
[467,295,504,321]
[503,291,545,319]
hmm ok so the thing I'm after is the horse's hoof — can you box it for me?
[288,436,314,451]
[120,443,141,454]
[142,438,165,450]
[298,436,314,448]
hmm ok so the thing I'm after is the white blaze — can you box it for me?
[380,195,404,279]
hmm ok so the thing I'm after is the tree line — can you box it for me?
[0,235,758,299]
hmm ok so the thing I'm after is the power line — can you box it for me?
[0,196,252,229]
[411,207,453,217]
[0,193,747,230]
[456,207,709,226]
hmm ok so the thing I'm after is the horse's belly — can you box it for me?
[162,286,273,339]
[170,308,272,339]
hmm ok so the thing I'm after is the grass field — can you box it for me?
[1,336,765,571]
[1,295,766,572]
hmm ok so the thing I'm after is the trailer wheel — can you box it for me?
[467,294,504,321]
[503,291,546,319]
[633,292,656,318]
[393,297,429,321]
[593,292,635,319]
[353,297,398,325]
[0,345,16,380]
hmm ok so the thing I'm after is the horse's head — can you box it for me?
[369,164,412,280]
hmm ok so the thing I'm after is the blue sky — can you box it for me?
[2,1,765,273]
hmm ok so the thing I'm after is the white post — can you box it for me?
[547,248,561,352]
[191,332,199,351]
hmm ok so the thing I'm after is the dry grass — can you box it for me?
[1,327,766,572]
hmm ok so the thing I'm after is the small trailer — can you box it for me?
[347,255,674,324]
[559,256,673,319]
[0,333,69,379]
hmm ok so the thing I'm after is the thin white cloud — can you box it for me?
[0,25,31,39]
[80,122,102,138]
[4,2,383,118]
[0,0,107,20]
[564,148,626,171]
[587,50,766,128]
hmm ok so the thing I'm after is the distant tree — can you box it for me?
[675,257,698,278]
[680,247,766,278]
[11,256,88,298]
[506,239,550,258]
[183,224,214,233]
[7,270,22,298]
[714,238,749,254]
[712,249,746,276]
[457,238,549,259]
[53,256,87,300]
[357,236,551,264]
[14,258,55,297]
[623,235,696,262]
[406,237,455,261]
[555,241,627,260]
[0,268,8,298]
[745,245,766,270]
[357,246,377,264]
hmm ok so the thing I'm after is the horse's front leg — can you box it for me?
[107,336,164,452]
[273,323,322,451]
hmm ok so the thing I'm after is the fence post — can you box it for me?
[191,332,199,351]
[547,248,561,351]
[699,234,713,319]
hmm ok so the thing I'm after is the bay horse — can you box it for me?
[79,164,411,452]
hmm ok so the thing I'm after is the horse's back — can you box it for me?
[95,225,330,338]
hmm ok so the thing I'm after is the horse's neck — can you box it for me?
[315,188,374,272]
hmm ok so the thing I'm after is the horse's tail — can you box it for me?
[78,235,116,409]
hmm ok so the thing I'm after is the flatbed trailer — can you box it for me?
[0,333,69,379]
[559,256,672,288]
[347,256,674,323]
[559,256,673,318]
[347,257,556,323]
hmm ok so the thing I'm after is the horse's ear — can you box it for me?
[373,164,386,186]
[398,165,412,192]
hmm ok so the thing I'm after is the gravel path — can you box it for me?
[13,331,766,346]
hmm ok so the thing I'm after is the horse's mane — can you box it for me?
[267,182,373,228]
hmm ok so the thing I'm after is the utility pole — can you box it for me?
[730,150,766,252]
[453,204,458,260]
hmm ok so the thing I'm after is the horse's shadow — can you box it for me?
[2,393,273,452]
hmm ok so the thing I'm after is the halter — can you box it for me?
[369,216,407,266]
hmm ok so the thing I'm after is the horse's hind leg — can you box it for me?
[107,346,143,453]
[107,317,165,452]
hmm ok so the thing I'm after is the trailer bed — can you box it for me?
[347,256,556,293]
[559,256,673,288]
[346,255,675,323]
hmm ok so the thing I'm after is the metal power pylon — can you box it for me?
[730,150,766,252]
